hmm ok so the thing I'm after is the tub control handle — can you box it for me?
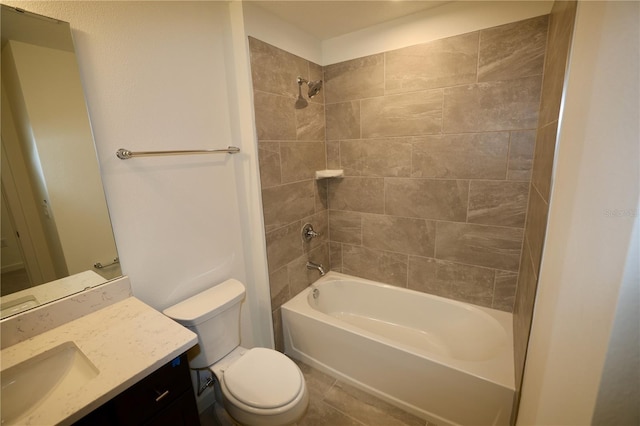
[302,223,320,242]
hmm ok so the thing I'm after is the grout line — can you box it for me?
[491,269,499,309]
[465,179,471,223]
[326,207,527,231]
[476,30,481,83]
[337,242,518,275]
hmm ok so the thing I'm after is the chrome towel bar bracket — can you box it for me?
[116,146,240,159]
[94,257,119,269]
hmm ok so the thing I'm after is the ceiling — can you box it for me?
[247,1,451,40]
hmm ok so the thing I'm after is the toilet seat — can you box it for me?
[224,348,303,409]
[213,347,309,425]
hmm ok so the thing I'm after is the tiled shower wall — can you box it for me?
[249,38,330,351]
[325,16,548,311]
[250,15,554,350]
[513,0,577,392]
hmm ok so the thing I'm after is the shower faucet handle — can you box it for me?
[302,223,320,242]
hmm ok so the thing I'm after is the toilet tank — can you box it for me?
[163,279,245,368]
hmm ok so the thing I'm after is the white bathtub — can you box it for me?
[281,272,515,426]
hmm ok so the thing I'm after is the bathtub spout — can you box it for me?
[306,261,325,276]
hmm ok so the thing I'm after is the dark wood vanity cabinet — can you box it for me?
[74,353,200,426]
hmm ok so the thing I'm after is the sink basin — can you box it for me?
[1,342,99,425]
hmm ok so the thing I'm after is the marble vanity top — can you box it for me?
[0,296,198,425]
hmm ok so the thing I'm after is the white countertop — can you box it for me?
[1,271,107,319]
[0,296,198,425]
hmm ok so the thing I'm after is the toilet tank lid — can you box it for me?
[163,279,245,326]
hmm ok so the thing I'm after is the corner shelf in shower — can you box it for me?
[315,169,344,180]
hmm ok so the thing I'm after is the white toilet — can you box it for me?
[163,279,308,426]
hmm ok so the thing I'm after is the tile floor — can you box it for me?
[200,358,435,426]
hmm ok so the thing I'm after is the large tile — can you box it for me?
[315,179,328,212]
[326,141,341,169]
[467,180,530,228]
[362,214,436,258]
[295,101,326,141]
[342,245,408,287]
[407,256,448,298]
[323,381,425,426]
[408,256,495,308]
[326,101,360,140]
[324,54,384,103]
[298,398,362,426]
[524,185,549,273]
[258,142,281,188]
[478,15,548,82]
[435,222,524,271]
[249,37,309,98]
[449,266,495,308]
[328,210,362,245]
[269,266,290,311]
[385,32,478,93]
[280,142,326,184]
[531,121,559,203]
[253,91,296,141]
[361,90,443,137]
[538,1,577,126]
[272,308,284,352]
[385,178,469,222]
[443,76,542,133]
[328,177,385,214]
[262,181,315,232]
[341,139,412,177]
[265,221,303,271]
[329,242,343,272]
[411,133,509,179]
[508,130,536,181]
[493,270,518,312]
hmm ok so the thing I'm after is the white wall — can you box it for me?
[517,1,640,424]
[1,1,271,351]
[592,208,640,424]
[242,2,323,65]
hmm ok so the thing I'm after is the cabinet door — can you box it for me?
[73,353,200,426]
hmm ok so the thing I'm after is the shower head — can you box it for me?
[307,80,323,98]
[296,76,323,108]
